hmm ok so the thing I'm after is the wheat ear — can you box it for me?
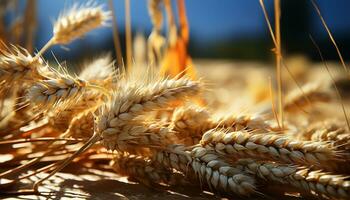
[190,146,256,196]
[309,123,349,149]
[284,83,332,113]
[62,112,94,139]
[48,58,113,132]
[36,3,111,57]
[239,159,350,199]
[96,77,201,150]
[171,105,211,145]
[27,72,88,110]
[48,89,105,133]
[111,153,188,187]
[201,129,340,166]
[78,54,115,82]
[0,44,50,84]
[153,145,256,196]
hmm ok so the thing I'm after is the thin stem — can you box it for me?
[268,77,281,130]
[24,0,37,54]
[259,0,314,114]
[125,0,132,72]
[0,143,59,178]
[310,0,348,75]
[309,35,350,131]
[34,37,55,60]
[0,137,83,145]
[274,0,283,129]
[18,163,57,181]
[33,133,100,191]
[108,0,123,67]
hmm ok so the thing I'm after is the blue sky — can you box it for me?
[25,0,350,57]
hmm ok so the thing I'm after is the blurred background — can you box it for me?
[3,0,350,63]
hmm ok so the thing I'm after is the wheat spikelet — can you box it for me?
[47,90,102,132]
[63,112,94,138]
[47,56,113,132]
[0,44,50,84]
[304,122,350,173]
[47,59,112,132]
[190,146,256,196]
[170,105,211,145]
[239,159,350,198]
[111,153,187,187]
[212,114,277,132]
[79,54,114,83]
[153,145,256,196]
[26,71,88,110]
[153,144,192,173]
[200,129,339,166]
[307,122,349,148]
[52,4,111,45]
[101,122,177,152]
[284,83,332,113]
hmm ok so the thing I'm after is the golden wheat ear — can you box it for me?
[239,159,350,199]
[78,54,114,82]
[200,129,340,167]
[153,145,257,196]
[35,3,111,58]
[111,153,188,187]
[284,82,332,113]
[0,44,48,85]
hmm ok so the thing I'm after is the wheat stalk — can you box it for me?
[147,0,165,66]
